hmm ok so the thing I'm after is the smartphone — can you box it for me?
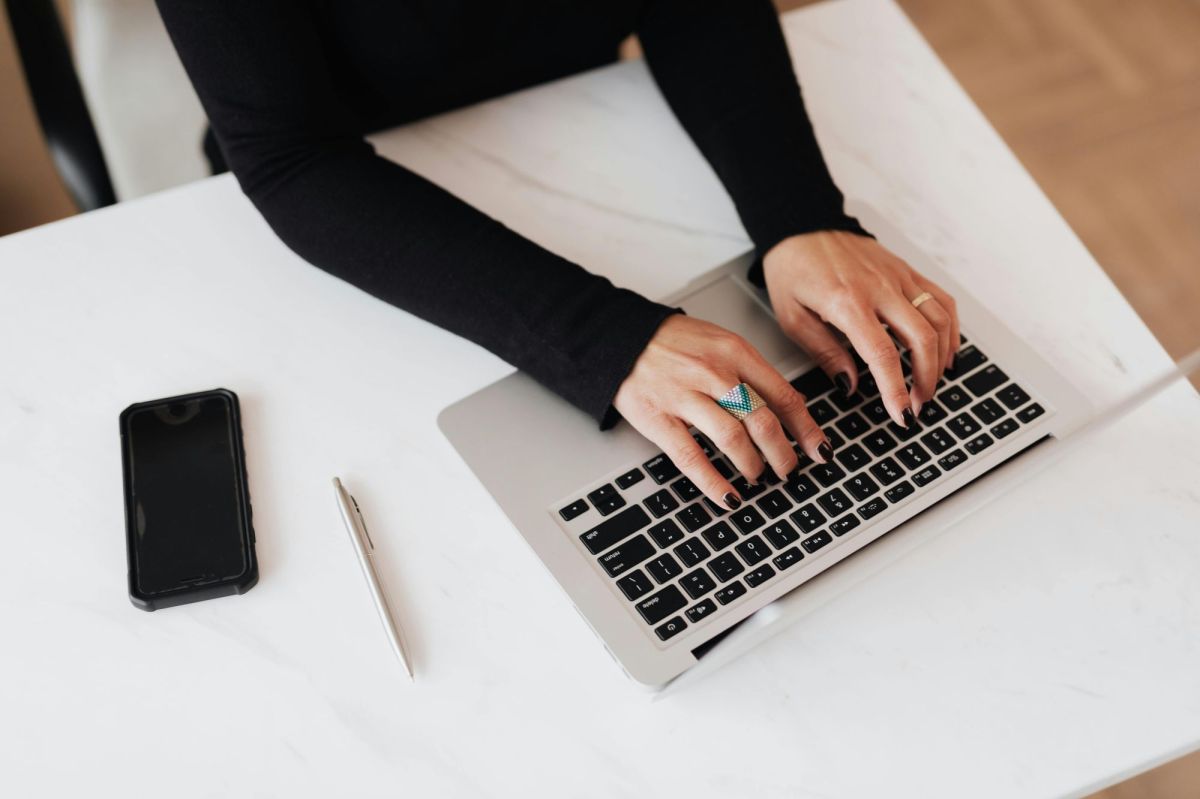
[119,388,257,610]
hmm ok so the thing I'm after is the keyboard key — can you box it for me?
[655,616,687,641]
[714,582,747,605]
[964,365,1008,397]
[810,461,846,487]
[644,489,681,518]
[857,374,880,398]
[835,411,871,440]
[991,418,1019,439]
[888,420,921,441]
[790,503,827,532]
[638,585,687,625]
[885,480,915,503]
[773,547,804,570]
[647,552,683,583]
[807,399,838,425]
[730,507,767,534]
[580,505,651,554]
[945,344,987,379]
[756,489,794,519]
[1017,403,1045,423]
[702,521,739,551]
[762,519,800,549]
[616,570,654,600]
[647,519,684,548]
[703,497,729,517]
[591,493,626,516]
[921,428,955,455]
[643,454,680,485]
[845,473,881,501]
[830,514,861,536]
[817,488,852,516]
[680,568,717,599]
[836,443,872,471]
[674,537,711,567]
[918,399,948,425]
[937,449,968,471]
[830,390,864,412]
[946,413,981,440]
[711,457,734,478]
[996,383,1031,410]
[861,398,890,425]
[676,503,712,533]
[857,498,887,519]
[938,385,971,411]
[964,433,994,455]
[896,442,932,470]
[686,599,719,624]
[731,476,766,500]
[791,367,835,399]
[559,499,588,521]
[671,476,702,502]
[615,468,644,490]
[824,428,846,449]
[744,564,777,588]
[599,534,655,577]
[869,457,905,485]
[802,530,833,553]
[971,398,1005,424]
[587,483,618,507]
[911,465,942,487]
[735,535,771,565]
[709,552,746,582]
[783,473,819,503]
[863,429,898,457]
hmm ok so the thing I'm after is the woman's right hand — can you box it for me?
[612,314,832,511]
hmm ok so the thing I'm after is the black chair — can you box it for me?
[5,0,117,211]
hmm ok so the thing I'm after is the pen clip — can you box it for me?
[350,494,375,550]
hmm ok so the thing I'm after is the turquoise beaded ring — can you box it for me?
[715,382,766,421]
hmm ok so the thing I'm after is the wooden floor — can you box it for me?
[2,2,1198,791]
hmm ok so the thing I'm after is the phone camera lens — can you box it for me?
[168,403,188,417]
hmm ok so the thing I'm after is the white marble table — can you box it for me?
[2,1,1198,796]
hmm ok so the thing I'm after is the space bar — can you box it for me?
[579,505,650,554]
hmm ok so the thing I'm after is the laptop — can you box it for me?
[438,209,1090,687]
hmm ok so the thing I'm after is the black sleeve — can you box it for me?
[155,0,677,428]
[637,0,870,283]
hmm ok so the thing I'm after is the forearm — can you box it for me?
[638,0,867,258]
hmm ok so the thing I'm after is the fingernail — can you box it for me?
[818,440,833,463]
[834,372,852,396]
[723,492,742,511]
[913,401,924,418]
[902,408,916,429]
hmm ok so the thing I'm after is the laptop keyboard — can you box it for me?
[553,336,1049,645]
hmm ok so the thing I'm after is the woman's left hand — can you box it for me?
[762,230,960,426]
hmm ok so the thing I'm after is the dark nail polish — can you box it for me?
[723,492,743,511]
[818,441,833,463]
[834,372,852,396]
[903,408,916,429]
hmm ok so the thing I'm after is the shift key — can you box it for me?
[637,585,688,625]
[579,505,650,554]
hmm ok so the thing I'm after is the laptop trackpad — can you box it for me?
[678,274,811,375]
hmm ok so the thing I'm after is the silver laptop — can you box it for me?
[438,212,1089,687]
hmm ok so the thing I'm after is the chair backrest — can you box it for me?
[5,0,116,211]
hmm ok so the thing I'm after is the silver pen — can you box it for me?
[332,477,414,680]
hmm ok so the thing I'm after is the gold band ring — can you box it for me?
[910,291,934,309]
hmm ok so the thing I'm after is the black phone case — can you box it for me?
[119,388,258,611]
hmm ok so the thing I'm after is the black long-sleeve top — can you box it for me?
[156,0,865,427]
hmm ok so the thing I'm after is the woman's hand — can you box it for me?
[763,230,960,427]
[613,314,831,511]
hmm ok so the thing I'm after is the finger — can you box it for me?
[779,303,858,395]
[916,277,960,371]
[913,296,953,387]
[833,306,911,427]
[740,405,799,481]
[650,414,742,510]
[679,393,767,485]
[880,295,940,411]
[737,355,832,464]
